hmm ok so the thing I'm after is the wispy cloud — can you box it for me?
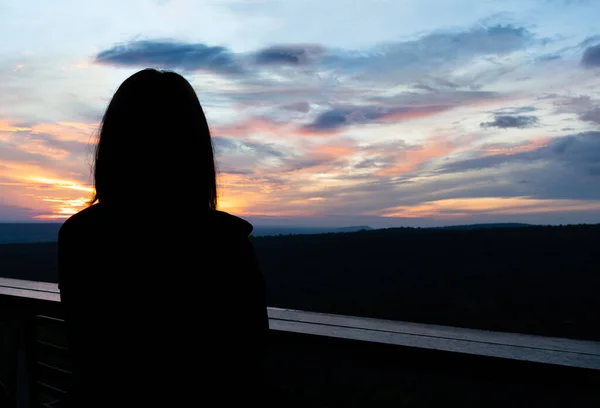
[94,23,536,86]
[95,40,242,74]
[581,44,600,68]
[437,131,600,201]
[254,45,324,66]
[556,95,600,125]
[379,197,600,218]
[480,115,539,128]
[303,105,447,133]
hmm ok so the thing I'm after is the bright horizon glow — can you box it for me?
[1,0,600,227]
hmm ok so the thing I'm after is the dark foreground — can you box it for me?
[267,330,600,407]
[1,285,598,408]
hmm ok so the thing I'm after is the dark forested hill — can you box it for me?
[1,224,599,341]
[252,224,600,341]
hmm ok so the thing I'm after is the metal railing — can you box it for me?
[1,277,600,407]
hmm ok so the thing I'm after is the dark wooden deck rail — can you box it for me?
[1,277,599,407]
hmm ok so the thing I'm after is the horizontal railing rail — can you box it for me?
[2,277,599,371]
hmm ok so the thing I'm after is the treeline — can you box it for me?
[1,224,599,340]
[252,224,600,341]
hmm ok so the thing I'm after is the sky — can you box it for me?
[1,0,600,227]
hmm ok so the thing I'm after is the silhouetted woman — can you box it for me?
[58,68,268,407]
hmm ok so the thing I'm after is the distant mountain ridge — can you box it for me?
[252,225,373,236]
[0,221,582,244]
[430,223,532,230]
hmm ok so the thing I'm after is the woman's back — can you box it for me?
[58,203,268,406]
[57,68,268,406]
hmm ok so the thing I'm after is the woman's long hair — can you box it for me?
[92,68,217,210]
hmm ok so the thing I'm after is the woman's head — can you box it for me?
[92,68,217,209]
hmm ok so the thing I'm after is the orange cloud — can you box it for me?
[380,197,600,218]
[30,121,98,142]
[0,117,101,218]
[0,119,31,133]
[35,197,91,219]
[479,137,551,157]
[1,160,93,219]
[18,138,71,160]
[380,106,448,123]
[217,173,280,215]
[377,136,456,177]
[1,118,90,160]
[213,117,339,139]
[216,170,332,217]
[24,176,94,193]
[308,141,358,162]
[214,118,290,138]
[218,172,290,195]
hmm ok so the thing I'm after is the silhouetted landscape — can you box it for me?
[1,223,599,341]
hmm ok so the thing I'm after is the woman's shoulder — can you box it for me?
[59,207,254,241]
[206,210,253,237]
[58,205,102,241]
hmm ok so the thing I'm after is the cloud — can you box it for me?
[95,40,241,74]
[555,95,600,125]
[494,106,536,115]
[1,119,92,162]
[94,23,534,87]
[579,35,600,49]
[580,107,600,125]
[0,158,93,220]
[281,101,311,113]
[581,44,600,68]
[373,137,458,177]
[0,119,93,214]
[213,116,339,139]
[353,158,382,169]
[478,139,551,156]
[285,132,600,218]
[379,197,600,218]
[211,128,600,223]
[320,24,533,84]
[212,136,291,175]
[0,202,40,222]
[213,136,286,158]
[536,54,561,62]
[213,134,350,177]
[438,131,600,200]
[452,138,561,174]
[480,115,539,128]
[367,90,500,111]
[254,45,323,65]
[303,105,446,132]
[407,24,532,56]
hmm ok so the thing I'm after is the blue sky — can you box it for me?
[1,0,600,226]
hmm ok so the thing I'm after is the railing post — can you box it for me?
[15,331,30,408]
[1,298,30,408]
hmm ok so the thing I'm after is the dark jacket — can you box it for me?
[58,203,268,407]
